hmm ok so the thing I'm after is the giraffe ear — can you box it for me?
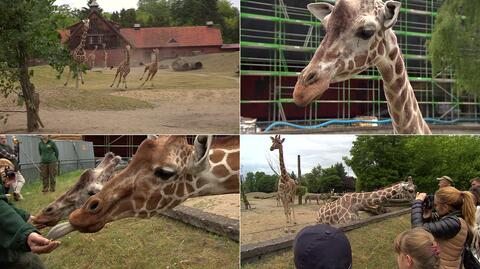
[281,138,285,143]
[270,136,275,141]
[307,3,333,22]
[383,1,401,29]
[188,135,212,173]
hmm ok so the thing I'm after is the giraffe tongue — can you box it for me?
[46,222,76,240]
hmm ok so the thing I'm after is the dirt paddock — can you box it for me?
[0,52,239,134]
[241,193,408,244]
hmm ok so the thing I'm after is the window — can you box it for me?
[168,38,177,43]
[88,34,104,45]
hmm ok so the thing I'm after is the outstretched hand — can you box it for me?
[416,192,427,201]
[27,232,60,254]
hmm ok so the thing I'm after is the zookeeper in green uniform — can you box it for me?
[38,135,59,192]
[0,159,60,269]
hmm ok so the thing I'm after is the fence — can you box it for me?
[5,135,94,183]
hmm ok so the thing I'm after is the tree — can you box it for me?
[76,0,103,20]
[0,0,68,131]
[428,0,480,94]
[137,0,171,27]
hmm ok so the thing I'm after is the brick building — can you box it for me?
[60,2,225,67]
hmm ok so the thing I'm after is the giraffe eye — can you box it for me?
[356,28,375,40]
[154,167,176,181]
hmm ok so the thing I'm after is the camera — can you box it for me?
[423,194,434,210]
[4,168,15,179]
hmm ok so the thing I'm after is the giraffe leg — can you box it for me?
[80,67,85,84]
[64,66,72,87]
[110,71,119,87]
[140,72,151,87]
[116,73,122,88]
[149,70,158,87]
[123,74,128,89]
[139,66,149,81]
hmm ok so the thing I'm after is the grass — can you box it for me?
[13,170,239,269]
[241,214,411,269]
[25,52,238,111]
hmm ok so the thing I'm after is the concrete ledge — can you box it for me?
[162,205,239,242]
[241,208,411,263]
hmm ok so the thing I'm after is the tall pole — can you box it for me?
[297,154,302,205]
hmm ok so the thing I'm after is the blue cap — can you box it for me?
[293,224,352,269]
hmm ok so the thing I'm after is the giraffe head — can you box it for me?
[32,153,121,229]
[67,135,239,233]
[270,135,285,151]
[293,0,401,107]
[153,48,160,54]
[82,19,90,31]
[389,176,416,200]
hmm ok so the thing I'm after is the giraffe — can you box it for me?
[270,135,297,233]
[102,43,108,69]
[139,48,160,87]
[110,45,131,89]
[31,152,121,229]
[88,45,98,69]
[47,135,239,238]
[293,0,431,134]
[316,177,415,225]
[64,19,90,88]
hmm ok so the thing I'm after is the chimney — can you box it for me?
[134,24,141,30]
[206,21,214,27]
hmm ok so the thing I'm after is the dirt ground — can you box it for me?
[183,194,239,220]
[1,52,239,134]
[241,194,406,245]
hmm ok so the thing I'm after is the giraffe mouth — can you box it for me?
[32,214,63,229]
[68,207,107,233]
[293,78,331,107]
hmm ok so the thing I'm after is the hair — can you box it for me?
[394,228,440,269]
[471,177,480,184]
[435,186,476,230]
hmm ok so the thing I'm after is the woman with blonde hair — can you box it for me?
[413,186,477,269]
[394,227,440,269]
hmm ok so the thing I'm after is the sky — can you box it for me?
[54,0,240,13]
[240,135,357,177]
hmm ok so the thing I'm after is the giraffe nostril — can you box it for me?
[87,199,102,214]
[304,72,318,85]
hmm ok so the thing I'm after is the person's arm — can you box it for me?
[411,200,461,239]
[0,199,37,252]
[0,147,17,161]
[53,142,59,160]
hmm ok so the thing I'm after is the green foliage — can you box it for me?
[428,0,480,94]
[296,185,308,197]
[346,136,480,194]
[302,163,347,193]
[344,136,410,191]
[243,171,278,193]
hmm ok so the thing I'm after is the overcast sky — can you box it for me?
[54,0,240,12]
[240,135,357,178]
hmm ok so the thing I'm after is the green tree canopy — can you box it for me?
[429,0,480,94]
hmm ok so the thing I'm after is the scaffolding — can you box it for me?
[240,0,480,130]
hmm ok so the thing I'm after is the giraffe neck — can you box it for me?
[375,31,431,134]
[77,26,88,52]
[155,51,158,64]
[277,146,289,182]
[360,184,401,206]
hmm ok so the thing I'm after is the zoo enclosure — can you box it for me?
[240,0,480,129]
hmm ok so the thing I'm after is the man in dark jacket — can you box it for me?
[38,135,59,192]
[0,159,60,268]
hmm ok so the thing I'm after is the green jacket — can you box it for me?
[0,180,38,263]
[38,140,59,164]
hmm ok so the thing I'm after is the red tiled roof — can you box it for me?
[120,26,223,48]
[57,29,71,44]
[221,44,239,49]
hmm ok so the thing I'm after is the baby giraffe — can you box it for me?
[139,48,160,87]
[110,45,131,89]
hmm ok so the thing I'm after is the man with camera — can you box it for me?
[0,158,60,268]
[0,135,25,200]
